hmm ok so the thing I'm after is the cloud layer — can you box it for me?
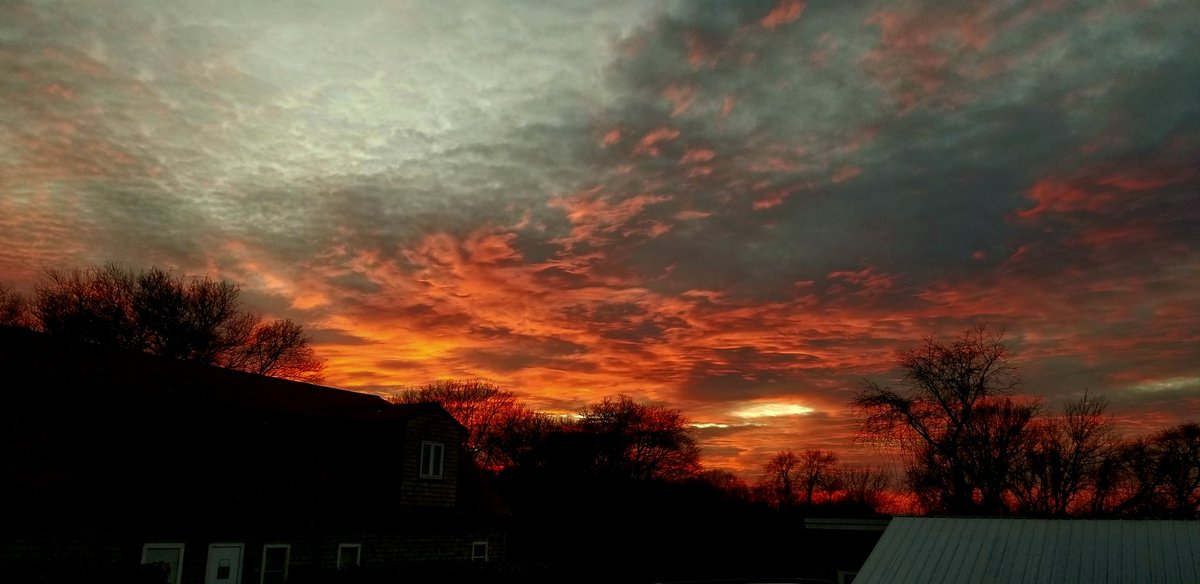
[2,0,1198,474]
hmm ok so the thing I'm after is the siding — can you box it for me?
[399,413,462,508]
[855,517,1200,584]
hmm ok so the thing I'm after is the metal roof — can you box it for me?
[854,516,1200,584]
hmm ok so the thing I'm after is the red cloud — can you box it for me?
[602,129,621,147]
[686,33,713,69]
[634,127,682,156]
[827,267,896,299]
[720,95,736,118]
[1015,179,1115,220]
[752,191,788,210]
[662,84,696,117]
[859,5,1005,112]
[680,148,716,164]
[761,0,806,29]
[831,166,862,183]
[1016,163,1196,221]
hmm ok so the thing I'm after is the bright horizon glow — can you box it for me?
[731,403,815,419]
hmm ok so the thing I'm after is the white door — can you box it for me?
[205,543,244,584]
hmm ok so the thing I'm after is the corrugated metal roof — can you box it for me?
[854,517,1200,584]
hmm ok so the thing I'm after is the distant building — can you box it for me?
[802,517,891,584]
[853,516,1200,584]
[0,326,507,583]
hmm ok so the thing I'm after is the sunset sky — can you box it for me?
[2,0,1197,476]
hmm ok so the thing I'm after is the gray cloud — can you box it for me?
[2,0,1198,463]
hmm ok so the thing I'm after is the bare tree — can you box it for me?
[1112,422,1200,518]
[577,395,702,481]
[35,264,142,349]
[854,324,1036,514]
[392,379,529,469]
[232,318,325,382]
[1012,392,1118,516]
[28,263,324,381]
[696,469,751,501]
[797,449,838,506]
[1150,422,1200,518]
[758,451,801,507]
[133,267,254,364]
[836,465,893,511]
[0,284,30,327]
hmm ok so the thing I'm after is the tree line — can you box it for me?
[392,381,702,481]
[395,328,1197,520]
[392,378,893,516]
[0,263,324,381]
[855,324,1200,518]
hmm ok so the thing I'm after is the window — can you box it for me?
[337,543,361,570]
[471,540,488,562]
[261,544,289,584]
[420,441,444,479]
[838,570,858,584]
[141,543,185,584]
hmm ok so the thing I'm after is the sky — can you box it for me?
[2,0,1198,476]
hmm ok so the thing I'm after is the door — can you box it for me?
[205,543,244,584]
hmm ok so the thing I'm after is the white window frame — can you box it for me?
[141,543,185,584]
[471,540,488,562]
[420,441,445,479]
[260,544,290,584]
[336,543,361,570]
[206,543,244,584]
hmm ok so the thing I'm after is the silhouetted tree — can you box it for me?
[131,266,255,363]
[0,284,30,327]
[695,469,752,501]
[577,395,701,481]
[796,449,838,506]
[35,264,142,349]
[1149,422,1200,518]
[1142,422,1200,518]
[27,263,324,381]
[486,404,563,471]
[1012,392,1118,516]
[232,318,325,382]
[758,451,801,507]
[758,449,841,507]
[392,379,539,469]
[854,324,1037,514]
[835,465,892,511]
[1110,422,1200,518]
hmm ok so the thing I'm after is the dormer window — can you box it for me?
[420,441,444,479]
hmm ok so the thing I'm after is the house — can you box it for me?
[853,516,1200,584]
[0,326,508,583]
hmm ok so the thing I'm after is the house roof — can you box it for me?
[854,516,1200,584]
[1,325,501,525]
[0,324,387,417]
